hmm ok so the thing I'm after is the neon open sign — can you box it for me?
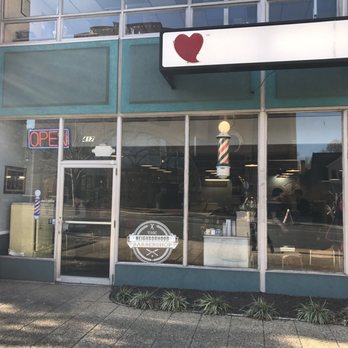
[28,129,70,149]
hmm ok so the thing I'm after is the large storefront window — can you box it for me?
[63,118,117,161]
[0,119,58,258]
[267,112,343,272]
[119,118,184,264]
[189,116,258,268]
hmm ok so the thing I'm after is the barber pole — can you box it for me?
[34,190,41,220]
[216,121,231,179]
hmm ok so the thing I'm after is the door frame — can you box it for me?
[55,160,117,285]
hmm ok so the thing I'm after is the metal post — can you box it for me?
[183,115,189,266]
[342,110,348,274]
[258,71,268,293]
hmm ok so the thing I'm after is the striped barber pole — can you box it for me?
[217,135,231,165]
[216,133,231,179]
[34,190,41,220]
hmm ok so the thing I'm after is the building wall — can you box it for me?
[0,37,347,298]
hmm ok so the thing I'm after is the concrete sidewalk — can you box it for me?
[0,280,347,347]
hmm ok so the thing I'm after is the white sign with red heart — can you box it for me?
[161,19,348,70]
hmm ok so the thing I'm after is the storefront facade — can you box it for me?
[0,0,348,298]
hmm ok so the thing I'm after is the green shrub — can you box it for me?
[160,290,189,312]
[296,298,334,325]
[339,307,348,326]
[194,293,230,315]
[111,286,133,305]
[243,297,278,321]
[129,290,156,310]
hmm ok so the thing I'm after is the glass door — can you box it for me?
[59,167,113,279]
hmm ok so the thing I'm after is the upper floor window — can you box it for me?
[193,4,257,27]
[4,0,58,18]
[125,0,187,9]
[268,0,337,21]
[63,0,121,14]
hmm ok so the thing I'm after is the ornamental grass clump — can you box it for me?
[243,297,278,321]
[160,290,189,312]
[111,286,133,305]
[194,293,230,315]
[339,306,348,326]
[296,298,334,325]
[129,290,156,310]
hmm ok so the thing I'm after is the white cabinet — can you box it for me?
[203,236,250,268]
[9,202,55,257]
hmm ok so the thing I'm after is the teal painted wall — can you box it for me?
[0,256,54,282]
[115,264,260,292]
[266,272,348,299]
[266,67,348,109]
[1,37,348,116]
[121,38,260,113]
[0,40,118,116]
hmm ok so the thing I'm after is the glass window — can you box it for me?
[63,16,119,38]
[125,0,187,10]
[119,118,185,264]
[189,116,258,268]
[63,119,117,161]
[63,0,121,14]
[4,0,58,18]
[126,10,185,34]
[0,119,58,258]
[267,112,343,272]
[193,4,257,27]
[4,21,57,43]
[269,0,337,21]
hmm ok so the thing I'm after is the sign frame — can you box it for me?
[160,16,348,87]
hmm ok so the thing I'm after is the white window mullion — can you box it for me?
[183,114,190,266]
[258,69,267,293]
[342,110,348,274]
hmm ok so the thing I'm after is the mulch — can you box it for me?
[110,285,348,319]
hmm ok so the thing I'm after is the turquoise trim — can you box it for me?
[115,263,260,292]
[0,40,118,116]
[121,37,260,113]
[266,69,348,109]
[0,256,54,282]
[266,272,348,299]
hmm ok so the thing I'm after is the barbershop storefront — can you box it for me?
[0,0,348,298]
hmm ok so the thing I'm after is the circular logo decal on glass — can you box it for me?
[127,220,179,263]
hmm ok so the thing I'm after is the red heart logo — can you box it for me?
[174,33,204,63]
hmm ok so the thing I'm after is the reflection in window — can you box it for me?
[193,4,257,27]
[0,119,58,258]
[125,0,187,9]
[4,21,57,43]
[269,0,337,21]
[126,10,185,34]
[63,0,121,14]
[63,16,119,38]
[4,0,58,18]
[267,112,343,273]
[63,119,117,161]
[189,116,258,268]
[119,118,184,264]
